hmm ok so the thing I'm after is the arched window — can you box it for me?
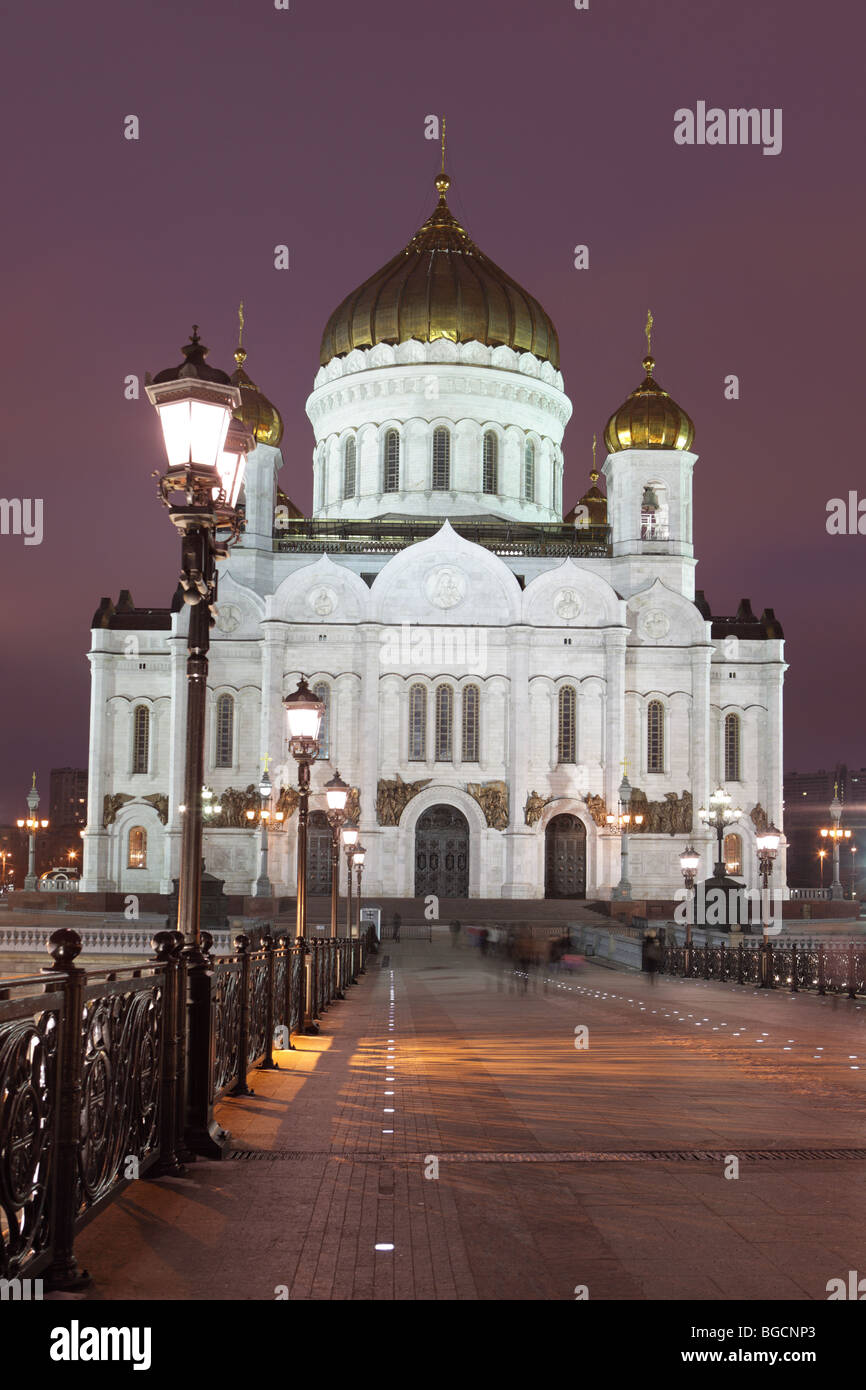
[724,832,743,876]
[343,437,357,500]
[132,706,149,774]
[435,685,453,761]
[215,693,234,768]
[482,431,499,494]
[314,682,330,760]
[128,826,147,869]
[647,700,665,772]
[557,686,576,764]
[383,430,400,493]
[409,684,427,761]
[640,482,669,540]
[724,713,741,781]
[432,426,450,490]
[462,685,480,763]
[524,440,535,502]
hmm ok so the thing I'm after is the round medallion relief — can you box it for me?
[307,586,338,617]
[425,567,466,610]
[215,603,242,634]
[640,608,671,639]
[554,588,583,621]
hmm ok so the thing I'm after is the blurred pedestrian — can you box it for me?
[449,917,461,948]
[392,911,401,943]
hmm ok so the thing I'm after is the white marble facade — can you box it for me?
[81,227,786,901]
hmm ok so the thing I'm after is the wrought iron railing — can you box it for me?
[0,926,367,1290]
[661,938,866,996]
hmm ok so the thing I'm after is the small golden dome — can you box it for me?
[604,350,694,453]
[566,436,608,526]
[230,321,284,447]
[319,171,560,369]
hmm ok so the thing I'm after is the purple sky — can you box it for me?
[1,0,863,822]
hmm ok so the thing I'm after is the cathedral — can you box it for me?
[81,166,787,902]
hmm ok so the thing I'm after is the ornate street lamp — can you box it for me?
[248,765,273,898]
[146,327,250,955]
[820,786,850,901]
[325,770,350,939]
[756,824,782,987]
[18,774,49,891]
[610,774,643,899]
[353,844,366,941]
[679,844,701,967]
[697,786,743,879]
[284,676,325,940]
[342,821,359,936]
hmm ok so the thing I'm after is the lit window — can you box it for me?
[435,685,453,761]
[482,431,498,494]
[128,826,147,869]
[215,693,234,768]
[432,427,450,490]
[132,706,149,774]
[557,687,576,764]
[524,440,535,502]
[314,682,330,759]
[647,700,665,772]
[343,437,357,500]
[383,430,400,493]
[724,833,743,875]
[409,684,427,761]
[724,713,741,781]
[462,685,480,763]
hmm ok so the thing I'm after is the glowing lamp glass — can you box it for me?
[156,397,231,471]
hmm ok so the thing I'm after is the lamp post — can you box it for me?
[283,677,325,941]
[146,327,250,955]
[849,844,857,900]
[353,844,366,942]
[820,788,850,901]
[249,766,273,897]
[697,786,744,881]
[342,821,359,935]
[756,824,782,987]
[325,771,350,938]
[609,774,643,899]
[679,844,701,968]
[18,775,49,891]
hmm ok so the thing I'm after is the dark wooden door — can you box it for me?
[415,805,469,898]
[306,810,332,897]
[545,814,586,898]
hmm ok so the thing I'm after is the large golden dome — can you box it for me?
[604,351,694,453]
[231,346,284,448]
[319,172,560,369]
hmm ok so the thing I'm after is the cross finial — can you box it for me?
[238,301,244,350]
[31,771,36,789]
[645,310,653,357]
[621,757,630,777]
[262,752,271,774]
[441,116,446,173]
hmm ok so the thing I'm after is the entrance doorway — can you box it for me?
[306,810,332,897]
[544,814,587,898]
[415,805,470,898]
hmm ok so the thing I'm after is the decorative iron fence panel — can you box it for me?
[212,960,242,1100]
[659,937,866,997]
[0,977,64,1279]
[246,951,270,1068]
[77,972,164,1212]
[290,948,304,1034]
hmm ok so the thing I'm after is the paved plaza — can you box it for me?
[62,933,866,1301]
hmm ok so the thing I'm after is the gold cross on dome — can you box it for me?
[621,757,630,777]
[645,310,653,357]
[238,300,245,350]
[441,116,446,172]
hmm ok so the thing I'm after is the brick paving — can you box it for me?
[68,934,866,1301]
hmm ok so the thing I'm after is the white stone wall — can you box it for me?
[305,340,570,524]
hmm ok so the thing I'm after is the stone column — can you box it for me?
[81,642,113,892]
[603,630,627,814]
[503,629,534,897]
[690,646,712,877]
